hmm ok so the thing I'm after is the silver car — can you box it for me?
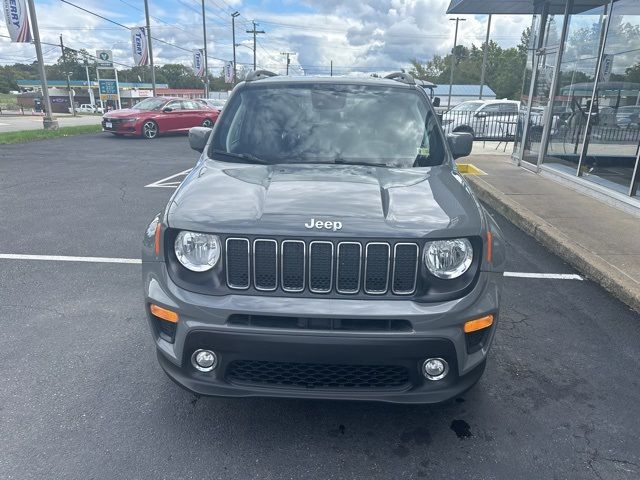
[142,72,505,404]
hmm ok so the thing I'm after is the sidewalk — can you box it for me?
[462,153,640,312]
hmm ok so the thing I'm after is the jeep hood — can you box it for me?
[167,162,483,238]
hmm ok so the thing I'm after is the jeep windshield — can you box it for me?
[210,83,446,167]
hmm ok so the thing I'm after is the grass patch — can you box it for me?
[0,124,103,144]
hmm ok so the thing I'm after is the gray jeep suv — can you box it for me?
[142,71,505,404]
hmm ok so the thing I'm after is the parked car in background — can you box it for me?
[441,100,520,139]
[102,97,219,139]
[200,98,227,110]
[615,105,640,130]
[69,104,104,114]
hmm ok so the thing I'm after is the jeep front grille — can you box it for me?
[225,238,419,296]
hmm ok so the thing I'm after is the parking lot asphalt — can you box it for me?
[1,134,639,480]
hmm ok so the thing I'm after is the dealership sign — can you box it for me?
[3,0,32,42]
[96,50,113,69]
[193,49,205,77]
[131,27,148,66]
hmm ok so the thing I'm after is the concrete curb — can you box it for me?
[465,175,640,313]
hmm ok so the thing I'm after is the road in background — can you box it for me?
[1,135,639,479]
[0,113,102,133]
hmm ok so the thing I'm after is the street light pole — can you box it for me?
[479,14,492,100]
[143,0,156,96]
[447,17,466,109]
[232,12,240,85]
[26,0,57,128]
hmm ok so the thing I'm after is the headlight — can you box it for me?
[122,117,139,123]
[424,238,473,279]
[174,231,221,272]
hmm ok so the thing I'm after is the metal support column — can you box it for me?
[515,7,548,167]
[576,0,615,176]
[536,0,573,168]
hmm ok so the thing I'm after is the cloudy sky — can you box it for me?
[1,0,531,76]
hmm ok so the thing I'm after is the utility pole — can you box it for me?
[26,0,57,129]
[280,52,294,75]
[330,60,333,77]
[447,17,466,109]
[246,21,265,70]
[144,0,156,96]
[479,14,492,99]
[201,0,209,97]
[232,12,240,85]
[60,35,76,116]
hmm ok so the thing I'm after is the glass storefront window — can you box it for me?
[521,12,567,165]
[579,0,640,197]
[542,5,608,174]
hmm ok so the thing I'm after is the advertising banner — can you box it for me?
[193,49,205,77]
[3,0,32,43]
[131,27,148,66]
[599,54,614,83]
[224,61,234,84]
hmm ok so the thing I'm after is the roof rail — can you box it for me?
[384,72,415,85]
[245,70,278,82]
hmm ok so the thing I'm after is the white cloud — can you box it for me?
[1,0,531,77]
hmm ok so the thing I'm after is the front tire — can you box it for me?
[142,120,159,139]
[202,118,214,128]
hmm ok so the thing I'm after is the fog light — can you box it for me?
[422,358,448,381]
[191,349,218,372]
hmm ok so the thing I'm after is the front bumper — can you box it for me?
[102,119,140,135]
[143,261,501,404]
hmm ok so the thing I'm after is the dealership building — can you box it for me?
[448,0,640,210]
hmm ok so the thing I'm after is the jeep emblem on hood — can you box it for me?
[304,218,343,232]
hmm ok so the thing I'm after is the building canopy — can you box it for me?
[447,0,620,15]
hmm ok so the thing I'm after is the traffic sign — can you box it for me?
[96,50,113,69]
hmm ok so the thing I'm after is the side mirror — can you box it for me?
[475,111,488,118]
[447,132,473,159]
[189,126,212,153]
[163,107,173,113]
[432,97,441,108]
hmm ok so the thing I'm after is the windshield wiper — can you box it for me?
[211,150,270,165]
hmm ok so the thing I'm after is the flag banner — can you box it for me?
[3,0,32,43]
[224,61,233,83]
[193,49,205,77]
[131,27,149,66]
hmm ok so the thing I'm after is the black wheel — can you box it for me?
[202,118,214,128]
[142,120,158,139]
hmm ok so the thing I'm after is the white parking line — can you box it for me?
[0,254,585,280]
[504,272,583,280]
[0,254,141,264]
[145,169,192,188]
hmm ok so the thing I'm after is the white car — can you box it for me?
[441,100,520,139]
[69,104,104,114]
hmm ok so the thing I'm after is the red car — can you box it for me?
[102,97,219,139]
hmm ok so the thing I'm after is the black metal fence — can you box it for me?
[439,109,640,145]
